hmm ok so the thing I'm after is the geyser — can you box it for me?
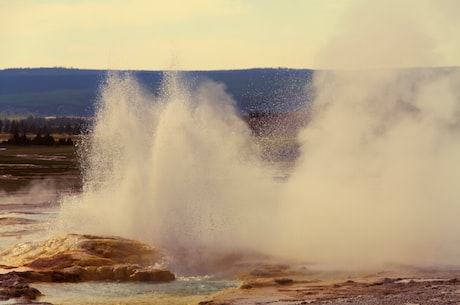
[55,72,281,274]
[55,66,460,274]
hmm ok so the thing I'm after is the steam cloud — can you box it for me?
[315,0,460,70]
[1,179,60,206]
[55,0,460,273]
[278,0,460,267]
[279,68,460,267]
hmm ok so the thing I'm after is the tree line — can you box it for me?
[0,116,88,134]
[0,116,90,146]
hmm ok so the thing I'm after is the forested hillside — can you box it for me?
[0,68,314,117]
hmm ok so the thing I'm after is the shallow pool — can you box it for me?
[33,278,240,305]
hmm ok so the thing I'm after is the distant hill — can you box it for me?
[0,68,314,117]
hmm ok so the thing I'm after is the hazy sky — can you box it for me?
[1,0,459,70]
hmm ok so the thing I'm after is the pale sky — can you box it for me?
[1,0,459,70]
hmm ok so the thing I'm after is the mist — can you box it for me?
[275,0,460,267]
[278,68,460,267]
[315,0,460,70]
[0,179,60,206]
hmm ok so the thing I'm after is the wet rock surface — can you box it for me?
[0,272,43,301]
[0,233,175,282]
[0,217,39,225]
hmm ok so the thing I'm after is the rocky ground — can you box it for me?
[202,264,460,305]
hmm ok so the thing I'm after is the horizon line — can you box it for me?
[2,65,460,73]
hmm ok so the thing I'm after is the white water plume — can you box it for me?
[55,72,280,274]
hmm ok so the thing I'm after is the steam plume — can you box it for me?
[278,0,460,267]
[279,68,460,266]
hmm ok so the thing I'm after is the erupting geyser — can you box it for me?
[54,72,281,274]
[54,66,460,275]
